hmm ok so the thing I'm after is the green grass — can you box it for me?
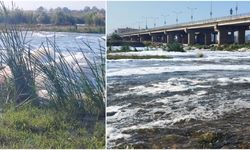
[108,49,134,53]
[107,54,172,60]
[0,105,105,149]
[0,24,105,34]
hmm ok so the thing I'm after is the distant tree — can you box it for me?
[110,33,122,41]
[36,12,50,24]
[51,11,65,25]
[36,6,46,13]
[0,5,105,26]
[62,7,70,13]
[91,6,98,12]
[83,6,91,13]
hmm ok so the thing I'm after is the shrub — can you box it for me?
[167,42,184,52]
[121,45,130,51]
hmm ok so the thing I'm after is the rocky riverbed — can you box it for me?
[107,50,250,148]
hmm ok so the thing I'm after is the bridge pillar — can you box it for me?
[140,34,151,42]
[196,33,205,44]
[212,33,217,44]
[139,36,143,42]
[130,36,133,42]
[238,29,245,44]
[176,34,182,43]
[204,32,211,45]
[130,36,139,42]
[161,35,166,43]
[182,33,188,44]
[167,33,174,43]
[218,29,228,45]
[151,35,156,42]
[188,31,195,45]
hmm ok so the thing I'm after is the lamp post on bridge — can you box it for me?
[136,21,143,30]
[210,0,213,19]
[173,11,182,24]
[235,2,238,15]
[150,17,159,28]
[142,16,148,29]
[161,14,169,25]
[187,7,197,22]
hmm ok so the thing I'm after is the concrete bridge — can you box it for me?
[119,12,250,45]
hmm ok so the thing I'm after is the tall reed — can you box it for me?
[0,2,105,118]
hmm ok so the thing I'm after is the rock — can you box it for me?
[238,47,249,52]
[107,111,117,116]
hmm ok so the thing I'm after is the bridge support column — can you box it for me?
[161,35,166,43]
[176,34,182,43]
[196,33,205,44]
[238,29,245,44]
[151,35,156,42]
[139,36,143,42]
[188,31,195,45]
[130,37,133,42]
[218,29,228,45]
[182,34,188,44]
[167,33,174,43]
[140,34,151,42]
[204,32,211,45]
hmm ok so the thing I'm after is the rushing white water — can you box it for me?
[107,49,250,147]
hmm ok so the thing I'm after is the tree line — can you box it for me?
[0,5,105,26]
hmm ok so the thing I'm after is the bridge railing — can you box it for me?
[120,12,250,36]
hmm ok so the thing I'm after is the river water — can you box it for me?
[107,50,250,148]
[27,31,104,52]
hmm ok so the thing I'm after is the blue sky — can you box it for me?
[107,1,250,33]
[2,0,105,10]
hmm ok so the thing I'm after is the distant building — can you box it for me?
[116,27,139,34]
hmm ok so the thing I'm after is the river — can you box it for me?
[107,50,250,148]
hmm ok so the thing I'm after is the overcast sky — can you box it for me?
[2,0,105,10]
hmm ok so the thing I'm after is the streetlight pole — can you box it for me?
[142,16,148,29]
[161,14,169,25]
[210,0,213,19]
[235,2,238,15]
[173,11,182,24]
[151,17,159,28]
[136,21,142,30]
[187,7,197,21]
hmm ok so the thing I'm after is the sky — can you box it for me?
[107,1,250,34]
[1,0,105,10]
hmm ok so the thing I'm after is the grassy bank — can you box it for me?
[0,24,105,34]
[0,105,105,148]
[107,54,172,60]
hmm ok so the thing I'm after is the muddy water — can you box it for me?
[107,50,250,148]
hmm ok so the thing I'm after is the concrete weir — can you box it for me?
[120,12,250,45]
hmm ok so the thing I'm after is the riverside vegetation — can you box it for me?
[0,2,105,33]
[0,4,105,149]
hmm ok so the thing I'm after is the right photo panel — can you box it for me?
[107,1,250,149]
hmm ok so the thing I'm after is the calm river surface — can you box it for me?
[107,50,250,148]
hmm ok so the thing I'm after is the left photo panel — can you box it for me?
[0,0,105,149]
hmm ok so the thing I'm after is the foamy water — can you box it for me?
[107,50,250,147]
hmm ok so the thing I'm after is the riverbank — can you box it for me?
[0,24,105,34]
[0,105,105,149]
